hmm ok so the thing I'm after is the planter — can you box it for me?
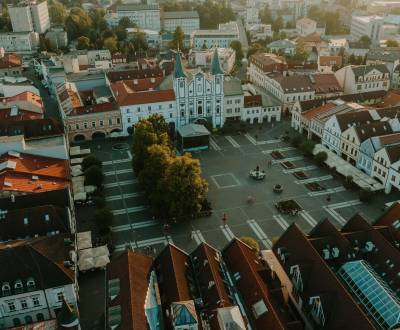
[281,161,295,169]
[273,184,283,193]
[271,150,285,159]
[275,199,302,215]
[293,171,308,180]
[305,182,325,192]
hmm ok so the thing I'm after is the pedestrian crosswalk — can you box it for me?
[294,175,333,184]
[111,219,158,232]
[105,192,144,201]
[262,147,295,154]
[225,136,241,148]
[102,158,131,166]
[283,165,317,174]
[104,179,138,188]
[322,200,362,226]
[104,168,134,176]
[191,230,206,245]
[220,225,236,241]
[112,205,147,215]
[273,214,290,230]
[272,156,304,164]
[209,137,221,151]
[299,210,318,227]
[247,219,272,248]
[307,186,346,197]
[114,235,173,252]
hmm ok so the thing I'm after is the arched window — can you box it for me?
[25,315,33,324]
[36,313,45,322]
[13,318,21,326]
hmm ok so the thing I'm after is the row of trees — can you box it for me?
[132,114,208,221]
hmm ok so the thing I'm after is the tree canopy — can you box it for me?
[49,1,66,25]
[65,7,92,39]
[169,26,185,50]
[230,40,244,64]
[386,39,399,47]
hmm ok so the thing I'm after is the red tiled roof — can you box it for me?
[319,56,343,67]
[122,77,164,92]
[303,102,336,120]
[107,249,153,330]
[377,132,400,146]
[244,94,262,107]
[0,53,22,69]
[375,202,400,243]
[107,68,164,82]
[111,81,175,106]
[0,91,44,113]
[0,118,64,139]
[376,90,400,108]
[0,152,70,193]
[312,73,342,94]
[70,102,119,116]
[296,32,324,43]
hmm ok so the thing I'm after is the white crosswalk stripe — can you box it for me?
[308,186,346,197]
[283,165,317,174]
[257,139,281,145]
[220,225,235,241]
[111,220,158,232]
[209,137,222,151]
[323,200,363,226]
[299,210,318,227]
[273,214,289,230]
[114,236,173,252]
[294,175,333,184]
[105,192,144,201]
[104,179,137,188]
[272,156,304,164]
[247,219,272,248]
[112,205,147,215]
[104,168,133,176]
[191,230,206,245]
[102,158,131,166]
[262,147,295,154]
[244,133,257,145]
[225,136,240,148]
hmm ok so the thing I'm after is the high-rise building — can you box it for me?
[8,1,50,34]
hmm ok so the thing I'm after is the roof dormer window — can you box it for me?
[309,296,325,326]
[2,282,10,296]
[290,264,303,292]
[27,278,35,291]
[14,280,23,293]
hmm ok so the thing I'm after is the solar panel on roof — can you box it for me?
[338,260,400,329]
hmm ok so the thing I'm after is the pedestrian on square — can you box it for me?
[326,194,331,202]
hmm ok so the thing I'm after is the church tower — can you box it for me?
[173,52,188,127]
[211,48,224,128]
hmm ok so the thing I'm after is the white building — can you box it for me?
[247,24,273,41]
[223,76,243,122]
[0,235,78,329]
[116,4,161,31]
[127,27,161,49]
[296,17,317,37]
[328,38,349,55]
[8,1,50,34]
[191,22,239,50]
[163,11,200,36]
[350,15,384,45]
[0,32,39,54]
[334,64,390,95]
[384,144,400,193]
[188,48,236,74]
[173,50,225,128]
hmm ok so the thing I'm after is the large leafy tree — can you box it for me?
[65,7,92,39]
[49,1,66,25]
[230,40,244,63]
[131,114,170,174]
[169,26,185,50]
[161,154,208,220]
[103,36,118,53]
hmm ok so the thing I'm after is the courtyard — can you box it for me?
[75,120,400,256]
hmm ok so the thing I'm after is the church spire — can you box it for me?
[174,51,186,79]
[211,47,223,75]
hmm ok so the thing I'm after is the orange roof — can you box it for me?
[0,53,22,69]
[319,55,343,67]
[376,90,400,108]
[0,108,43,121]
[0,92,43,113]
[0,152,70,193]
[303,102,336,120]
[111,81,175,106]
[296,32,323,43]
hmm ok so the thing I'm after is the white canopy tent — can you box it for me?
[77,244,110,272]
[77,231,92,250]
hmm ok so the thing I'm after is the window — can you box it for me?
[117,118,121,124]
[2,282,10,296]
[84,122,88,129]
[75,124,79,130]
[25,316,33,324]
[99,120,104,127]
[148,106,151,111]
[127,118,131,123]
[309,296,325,326]
[32,297,40,307]
[108,278,120,300]
[36,313,44,322]
[20,299,28,309]
[27,278,35,291]
[57,292,64,302]
[8,301,16,312]
[13,318,20,326]
[109,119,112,125]
[92,122,96,128]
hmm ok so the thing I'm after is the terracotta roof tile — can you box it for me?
[319,56,343,67]
[70,102,119,116]
[107,68,164,82]
[311,73,342,94]
[0,53,22,69]
[303,102,336,120]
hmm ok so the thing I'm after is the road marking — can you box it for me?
[295,175,333,184]
[191,230,206,245]
[322,200,362,226]
[104,179,137,188]
[273,214,289,230]
[262,147,295,154]
[299,210,318,227]
[225,136,240,148]
[247,219,272,248]
[114,236,173,252]
[272,156,303,164]
[104,168,134,176]
[127,150,132,160]
[283,165,317,174]
[220,225,235,241]
[111,220,158,232]
[105,192,144,201]
[102,158,131,166]
[257,139,281,145]
[244,133,257,145]
[209,137,222,151]
[112,205,147,215]
[308,186,346,197]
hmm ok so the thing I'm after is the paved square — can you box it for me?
[210,173,241,189]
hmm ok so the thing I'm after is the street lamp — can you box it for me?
[222,213,228,227]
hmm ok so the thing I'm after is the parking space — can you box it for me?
[77,122,400,256]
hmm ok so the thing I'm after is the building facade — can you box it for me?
[350,15,384,44]
[116,4,161,31]
[163,11,200,35]
[191,29,239,50]
[8,1,50,34]
[0,32,39,53]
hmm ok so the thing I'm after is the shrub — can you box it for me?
[240,236,260,252]
[343,175,354,189]
[92,207,113,231]
[359,188,373,202]
[300,140,315,157]
[82,155,102,172]
[291,134,303,147]
[314,151,328,166]
[84,165,104,187]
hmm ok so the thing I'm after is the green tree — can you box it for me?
[359,35,371,48]
[314,151,327,166]
[131,114,170,174]
[118,17,135,29]
[103,36,118,53]
[89,8,108,33]
[77,36,91,50]
[92,207,113,232]
[49,1,66,25]
[84,165,104,187]
[161,154,208,220]
[240,236,260,252]
[259,4,272,24]
[359,188,373,202]
[39,37,53,52]
[196,0,235,29]
[230,40,244,63]
[293,43,309,63]
[247,43,266,57]
[272,16,284,33]
[291,134,303,147]
[169,25,185,50]
[82,155,102,172]
[386,39,399,47]
[132,31,148,50]
[300,140,315,157]
[65,7,92,39]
